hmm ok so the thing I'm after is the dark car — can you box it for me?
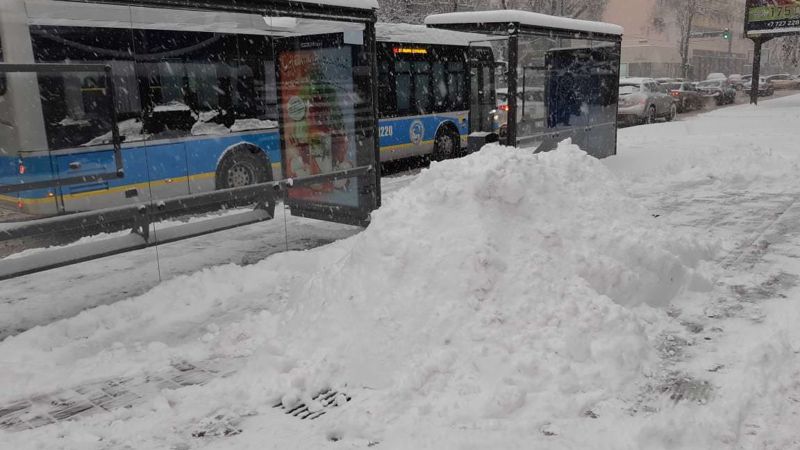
[696,79,736,105]
[743,77,775,97]
[665,82,704,112]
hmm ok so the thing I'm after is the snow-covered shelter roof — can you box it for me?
[619,77,654,85]
[291,0,378,9]
[425,10,624,37]
[376,22,491,47]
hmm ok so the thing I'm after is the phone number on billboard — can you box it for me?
[765,18,800,28]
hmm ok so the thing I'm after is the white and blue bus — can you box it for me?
[375,24,497,162]
[0,3,495,216]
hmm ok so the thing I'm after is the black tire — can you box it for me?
[666,103,677,122]
[432,128,459,161]
[642,106,656,125]
[216,147,272,190]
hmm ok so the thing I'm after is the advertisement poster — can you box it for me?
[746,0,800,35]
[278,43,359,207]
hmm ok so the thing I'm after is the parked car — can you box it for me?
[764,74,800,90]
[696,79,736,105]
[743,77,775,97]
[728,74,744,90]
[665,82,704,112]
[741,74,752,84]
[494,87,546,139]
[617,77,676,125]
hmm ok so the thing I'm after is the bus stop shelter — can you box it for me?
[425,10,623,158]
[0,0,381,280]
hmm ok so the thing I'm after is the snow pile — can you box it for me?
[266,141,713,442]
[0,141,716,448]
[607,96,800,190]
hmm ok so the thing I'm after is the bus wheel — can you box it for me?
[433,129,458,161]
[216,147,272,190]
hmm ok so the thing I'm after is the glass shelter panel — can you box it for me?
[514,33,620,156]
[516,32,620,157]
[585,40,621,159]
[0,1,379,305]
[425,17,622,158]
[0,1,162,326]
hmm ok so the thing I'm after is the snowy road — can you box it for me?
[2,95,800,448]
[0,174,416,339]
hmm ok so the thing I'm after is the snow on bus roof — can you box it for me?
[376,23,491,47]
[425,10,624,37]
[24,0,366,36]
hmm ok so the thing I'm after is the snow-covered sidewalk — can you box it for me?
[1,95,800,449]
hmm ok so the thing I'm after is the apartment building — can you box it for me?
[603,0,753,80]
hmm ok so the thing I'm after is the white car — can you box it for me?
[493,88,546,138]
[617,77,677,125]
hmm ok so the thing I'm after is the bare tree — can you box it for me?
[377,0,473,23]
[490,0,609,20]
[780,36,800,69]
[526,0,608,20]
[378,0,609,23]
[653,0,734,79]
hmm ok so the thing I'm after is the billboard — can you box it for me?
[746,0,800,36]
[277,40,360,208]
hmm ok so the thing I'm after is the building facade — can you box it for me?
[603,0,753,80]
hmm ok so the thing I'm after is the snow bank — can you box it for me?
[267,141,712,441]
[606,95,800,189]
[0,141,715,448]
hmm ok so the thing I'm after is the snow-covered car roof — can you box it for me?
[425,10,623,36]
[376,23,491,47]
[619,77,653,85]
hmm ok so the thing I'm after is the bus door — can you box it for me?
[28,64,126,213]
[468,48,495,133]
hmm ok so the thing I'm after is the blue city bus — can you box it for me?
[375,24,497,163]
[0,6,495,216]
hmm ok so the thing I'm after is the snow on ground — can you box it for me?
[0,175,415,340]
[1,95,800,449]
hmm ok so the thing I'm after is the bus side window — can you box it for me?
[236,35,277,122]
[447,62,466,111]
[413,61,431,115]
[395,61,411,115]
[378,59,394,117]
[432,62,447,112]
